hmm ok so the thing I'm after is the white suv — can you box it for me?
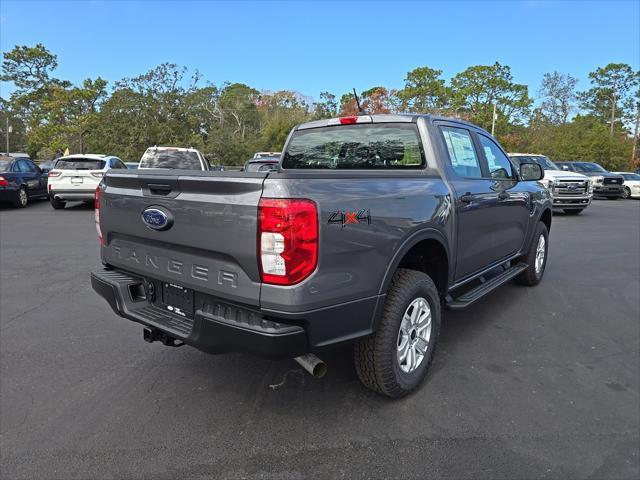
[139,147,209,170]
[48,154,126,209]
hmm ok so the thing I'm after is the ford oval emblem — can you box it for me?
[142,207,172,231]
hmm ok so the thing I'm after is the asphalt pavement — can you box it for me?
[1,198,639,479]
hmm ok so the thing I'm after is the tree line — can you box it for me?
[1,43,639,170]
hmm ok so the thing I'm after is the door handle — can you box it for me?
[498,191,510,200]
[460,193,474,204]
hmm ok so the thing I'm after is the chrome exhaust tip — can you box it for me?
[294,353,327,378]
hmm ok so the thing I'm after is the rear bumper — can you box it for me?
[91,269,379,358]
[0,187,18,202]
[51,190,96,201]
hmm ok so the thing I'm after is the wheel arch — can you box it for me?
[378,229,451,298]
[539,207,552,233]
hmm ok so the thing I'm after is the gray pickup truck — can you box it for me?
[91,114,551,397]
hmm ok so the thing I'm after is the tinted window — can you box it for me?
[621,173,640,181]
[24,160,39,173]
[440,126,482,178]
[478,135,514,179]
[510,155,559,171]
[108,158,125,169]
[17,160,32,173]
[572,162,607,173]
[139,150,202,170]
[282,123,425,169]
[55,158,106,170]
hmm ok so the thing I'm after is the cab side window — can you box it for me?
[477,134,515,180]
[440,126,482,178]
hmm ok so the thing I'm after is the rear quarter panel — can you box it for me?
[260,172,453,312]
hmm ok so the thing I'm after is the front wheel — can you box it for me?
[563,209,583,215]
[516,222,549,286]
[354,268,441,398]
[622,187,631,199]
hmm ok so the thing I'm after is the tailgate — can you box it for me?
[100,170,267,306]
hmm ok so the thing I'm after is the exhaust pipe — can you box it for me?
[294,354,327,378]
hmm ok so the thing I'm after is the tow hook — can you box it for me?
[143,327,184,347]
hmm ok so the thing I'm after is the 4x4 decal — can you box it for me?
[328,209,371,227]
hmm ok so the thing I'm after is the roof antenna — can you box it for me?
[353,88,365,115]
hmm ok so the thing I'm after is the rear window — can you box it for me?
[139,150,202,170]
[282,123,425,169]
[55,159,106,170]
[0,160,9,172]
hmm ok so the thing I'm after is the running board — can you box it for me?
[445,262,528,310]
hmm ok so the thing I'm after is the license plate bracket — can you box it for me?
[161,283,195,319]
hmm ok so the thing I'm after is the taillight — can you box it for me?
[0,175,8,187]
[90,171,104,178]
[48,170,62,177]
[258,198,318,285]
[95,185,105,245]
[339,116,358,124]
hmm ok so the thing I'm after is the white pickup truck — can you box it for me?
[510,154,593,215]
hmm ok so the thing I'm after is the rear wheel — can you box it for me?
[354,268,441,398]
[622,187,631,199]
[50,197,66,210]
[516,222,549,286]
[12,187,28,208]
[563,209,583,215]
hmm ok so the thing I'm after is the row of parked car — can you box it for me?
[1,148,638,212]
[509,154,640,215]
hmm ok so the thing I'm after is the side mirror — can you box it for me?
[520,162,544,181]
[41,167,51,174]
[561,165,569,171]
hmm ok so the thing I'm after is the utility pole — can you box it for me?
[491,103,497,136]
[5,117,10,154]
[632,102,640,166]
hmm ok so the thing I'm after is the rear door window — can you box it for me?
[439,126,482,178]
[282,123,425,169]
[55,158,106,170]
[139,150,202,170]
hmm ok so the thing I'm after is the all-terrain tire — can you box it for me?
[354,268,441,398]
[516,222,549,286]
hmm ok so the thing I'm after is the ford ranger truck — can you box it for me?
[91,114,552,398]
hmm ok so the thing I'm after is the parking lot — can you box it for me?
[0,199,638,479]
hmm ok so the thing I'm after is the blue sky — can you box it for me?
[1,0,638,102]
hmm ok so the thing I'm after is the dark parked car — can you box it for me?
[92,114,551,398]
[242,155,280,172]
[0,157,49,208]
[555,161,624,199]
